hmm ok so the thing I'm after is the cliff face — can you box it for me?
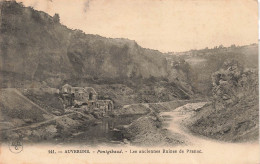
[211,59,258,110]
[187,59,259,142]
[0,1,172,88]
[66,32,169,80]
[0,1,73,87]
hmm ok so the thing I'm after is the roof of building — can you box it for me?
[84,87,97,94]
[62,84,97,94]
[72,87,84,91]
[62,84,72,88]
[97,100,113,103]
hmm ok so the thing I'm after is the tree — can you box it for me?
[211,58,257,110]
[230,44,236,49]
[53,13,60,23]
[218,44,224,49]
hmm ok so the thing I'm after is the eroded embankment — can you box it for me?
[119,101,208,146]
[121,112,185,146]
[186,96,259,142]
[113,99,204,116]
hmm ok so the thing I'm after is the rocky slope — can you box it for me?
[186,59,259,142]
[0,1,189,89]
[0,1,193,106]
[165,44,258,96]
[0,88,53,130]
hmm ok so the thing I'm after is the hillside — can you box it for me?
[0,1,193,105]
[0,2,184,86]
[164,45,259,142]
[0,1,257,105]
[186,59,259,142]
[0,88,53,130]
[165,44,258,96]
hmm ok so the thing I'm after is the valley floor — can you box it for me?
[0,89,258,147]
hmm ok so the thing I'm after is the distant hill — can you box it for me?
[165,44,258,96]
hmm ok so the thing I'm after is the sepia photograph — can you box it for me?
[0,0,259,163]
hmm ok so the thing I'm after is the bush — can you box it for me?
[212,59,258,110]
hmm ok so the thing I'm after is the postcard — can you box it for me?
[0,0,259,163]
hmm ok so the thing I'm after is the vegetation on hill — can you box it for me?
[165,44,258,96]
[186,59,259,142]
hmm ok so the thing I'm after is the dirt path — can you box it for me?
[1,109,96,132]
[161,102,210,146]
[161,102,260,153]
[0,113,75,132]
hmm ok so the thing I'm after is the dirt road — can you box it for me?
[160,102,259,163]
[161,102,209,146]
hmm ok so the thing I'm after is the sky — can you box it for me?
[16,0,258,52]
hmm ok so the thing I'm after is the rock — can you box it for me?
[46,125,57,133]
[24,119,33,124]
[52,111,62,116]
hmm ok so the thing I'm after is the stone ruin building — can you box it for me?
[61,84,113,114]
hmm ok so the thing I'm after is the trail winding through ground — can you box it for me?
[161,102,214,146]
[160,102,259,163]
